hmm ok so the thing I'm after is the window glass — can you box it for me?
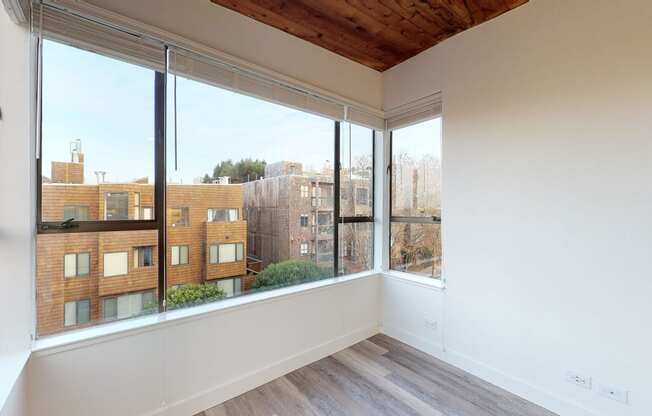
[339,123,373,217]
[391,118,442,218]
[40,40,155,223]
[78,252,90,275]
[339,223,373,274]
[37,230,158,336]
[390,223,442,278]
[64,254,77,278]
[103,298,117,321]
[104,252,128,277]
[170,207,189,227]
[64,302,76,326]
[219,243,236,263]
[165,60,335,310]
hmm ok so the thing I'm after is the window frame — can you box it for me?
[171,245,189,266]
[64,299,90,327]
[388,121,442,278]
[34,28,378,336]
[334,122,376,275]
[63,252,90,278]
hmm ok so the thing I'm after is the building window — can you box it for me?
[207,208,238,222]
[64,252,90,278]
[300,215,309,227]
[356,188,369,205]
[390,117,442,279]
[300,185,309,198]
[317,212,332,225]
[105,192,129,220]
[142,207,153,220]
[300,242,309,256]
[134,192,141,219]
[102,290,156,321]
[103,252,128,277]
[171,245,189,265]
[170,207,189,227]
[212,277,242,298]
[209,243,244,264]
[64,299,90,327]
[134,246,154,268]
[63,205,89,221]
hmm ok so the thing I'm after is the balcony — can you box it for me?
[311,196,333,209]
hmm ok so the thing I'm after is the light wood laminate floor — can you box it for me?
[196,334,558,416]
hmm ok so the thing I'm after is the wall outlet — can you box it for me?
[566,371,592,389]
[598,384,629,404]
[424,319,437,331]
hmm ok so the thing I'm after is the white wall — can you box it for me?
[382,1,652,415]
[0,371,27,416]
[28,275,380,416]
[0,5,33,415]
[83,0,383,111]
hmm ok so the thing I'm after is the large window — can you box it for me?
[35,15,376,336]
[390,118,442,279]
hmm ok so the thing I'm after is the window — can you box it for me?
[134,192,140,219]
[64,299,90,327]
[209,243,244,264]
[207,208,238,222]
[134,246,153,268]
[356,188,369,205]
[142,207,153,220]
[390,118,442,279]
[36,22,376,336]
[171,245,189,265]
[103,252,129,277]
[63,205,88,221]
[102,290,156,321]
[36,28,162,337]
[105,192,129,220]
[64,252,90,278]
[170,207,189,227]
[213,277,242,298]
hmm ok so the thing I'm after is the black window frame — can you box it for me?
[35,33,377,330]
[388,125,442,277]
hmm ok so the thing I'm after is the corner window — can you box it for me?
[390,118,442,279]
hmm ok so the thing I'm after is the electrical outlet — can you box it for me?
[598,384,629,404]
[424,319,437,331]
[566,372,592,389]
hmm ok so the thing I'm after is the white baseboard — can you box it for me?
[145,323,380,416]
[381,324,601,416]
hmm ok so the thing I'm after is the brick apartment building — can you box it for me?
[37,146,248,336]
[243,161,372,274]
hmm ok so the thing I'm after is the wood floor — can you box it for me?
[196,334,558,416]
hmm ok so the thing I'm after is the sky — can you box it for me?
[42,40,374,185]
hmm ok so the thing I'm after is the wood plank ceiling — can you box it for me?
[209,0,528,72]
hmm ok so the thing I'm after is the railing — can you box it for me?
[311,196,333,209]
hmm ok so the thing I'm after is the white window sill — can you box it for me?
[382,270,445,290]
[32,271,380,357]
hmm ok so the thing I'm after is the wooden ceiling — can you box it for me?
[210,0,528,71]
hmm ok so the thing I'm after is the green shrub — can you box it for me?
[252,260,330,290]
[167,283,226,309]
